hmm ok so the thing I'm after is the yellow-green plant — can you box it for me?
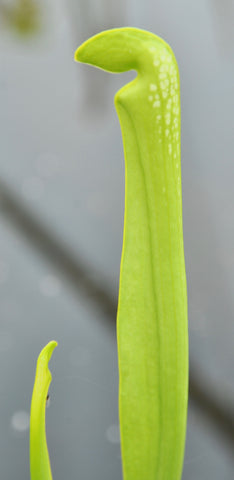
[30,27,188,480]
[30,341,57,480]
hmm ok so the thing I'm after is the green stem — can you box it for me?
[30,341,57,480]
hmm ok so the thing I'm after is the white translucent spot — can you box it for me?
[160,54,166,61]
[155,93,160,100]
[168,144,172,154]
[106,424,120,444]
[160,64,169,72]
[165,129,170,137]
[165,113,171,125]
[153,58,160,67]
[70,346,91,367]
[149,83,157,91]
[40,275,61,297]
[159,72,166,80]
[148,95,153,101]
[0,331,13,352]
[149,46,156,53]
[157,115,162,121]
[153,100,161,108]
[11,411,30,433]
[162,187,166,193]
[162,91,168,99]
[21,177,44,201]
[176,163,179,169]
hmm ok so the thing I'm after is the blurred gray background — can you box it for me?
[0,0,233,479]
